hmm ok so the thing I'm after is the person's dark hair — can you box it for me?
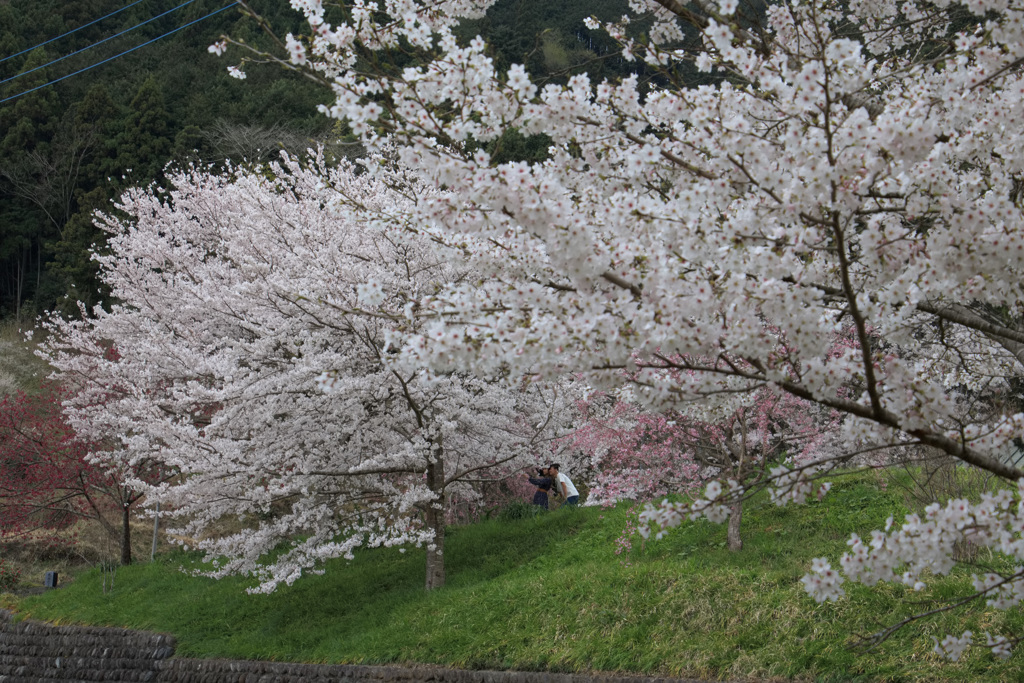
[536,467,547,476]
[549,463,560,470]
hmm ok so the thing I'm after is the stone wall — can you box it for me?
[0,610,714,683]
[0,609,173,681]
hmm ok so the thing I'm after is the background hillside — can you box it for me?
[0,0,334,319]
[0,0,664,321]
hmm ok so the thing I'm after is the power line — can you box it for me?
[0,0,149,65]
[1,0,203,87]
[0,2,240,106]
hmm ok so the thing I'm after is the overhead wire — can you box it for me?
[0,0,149,65]
[1,0,203,87]
[0,2,240,106]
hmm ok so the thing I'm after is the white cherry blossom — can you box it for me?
[209,0,1024,655]
[44,152,573,592]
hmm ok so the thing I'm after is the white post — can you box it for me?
[151,502,160,561]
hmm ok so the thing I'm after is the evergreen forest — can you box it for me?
[0,0,679,320]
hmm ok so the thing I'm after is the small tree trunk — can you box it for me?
[121,505,132,566]
[726,421,746,552]
[727,501,743,551]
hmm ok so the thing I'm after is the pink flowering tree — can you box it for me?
[564,395,701,507]
[566,379,835,549]
[43,152,572,592]
[208,0,1024,654]
[658,385,837,552]
[0,379,167,565]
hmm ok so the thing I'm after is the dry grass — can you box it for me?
[0,321,168,590]
[0,320,49,397]
[2,515,163,591]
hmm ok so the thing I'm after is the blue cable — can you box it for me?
[1,0,203,87]
[0,0,149,65]
[0,2,240,106]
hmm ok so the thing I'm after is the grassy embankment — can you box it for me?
[10,472,1024,682]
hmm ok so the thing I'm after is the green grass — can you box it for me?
[12,472,1024,682]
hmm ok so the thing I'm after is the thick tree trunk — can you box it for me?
[121,505,132,566]
[424,452,446,590]
[425,503,446,590]
[727,501,743,551]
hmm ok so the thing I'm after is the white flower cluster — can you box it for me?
[933,631,973,662]
[801,558,845,603]
[285,33,307,65]
[637,479,743,539]
[768,464,833,507]
[805,483,1024,659]
[986,632,1013,661]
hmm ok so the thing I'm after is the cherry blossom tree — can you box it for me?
[563,394,700,507]
[210,0,1024,654]
[566,380,834,549]
[43,152,570,592]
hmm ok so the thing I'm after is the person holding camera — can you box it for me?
[548,463,580,506]
[526,467,554,509]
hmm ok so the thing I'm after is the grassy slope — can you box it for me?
[12,474,1024,682]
